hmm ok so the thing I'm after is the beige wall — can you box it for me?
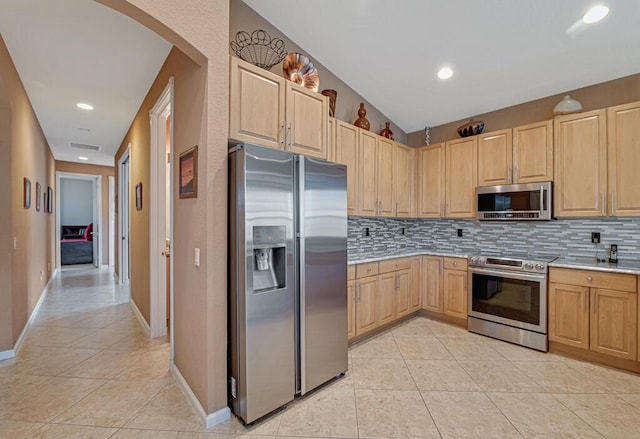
[55,161,114,265]
[101,0,230,415]
[407,73,640,146]
[230,0,408,143]
[0,35,56,351]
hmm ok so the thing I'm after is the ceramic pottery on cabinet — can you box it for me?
[354,102,370,130]
[457,118,485,137]
[380,122,394,140]
[321,89,337,117]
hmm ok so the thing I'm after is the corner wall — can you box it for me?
[0,35,56,350]
[56,161,115,266]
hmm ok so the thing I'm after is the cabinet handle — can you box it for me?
[514,166,519,182]
[287,123,293,150]
[395,273,399,291]
[440,202,444,217]
[587,276,593,282]
[591,290,596,314]
[583,288,587,312]
[611,191,615,215]
[396,201,398,216]
[353,284,357,303]
[280,121,286,148]
[601,193,605,216]
[358,283,362,302]
[507,167,512,184]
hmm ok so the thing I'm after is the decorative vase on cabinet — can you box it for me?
[354,103,370,131]
[380,122,394,140]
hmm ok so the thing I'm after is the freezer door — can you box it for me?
[230,143,296,424]
[298,156,348,395]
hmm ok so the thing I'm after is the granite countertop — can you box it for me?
[348,249,471,265]
[550,257,640,275]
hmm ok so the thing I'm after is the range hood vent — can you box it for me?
[70,142,101,151]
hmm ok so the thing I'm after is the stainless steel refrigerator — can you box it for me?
[228,142,348,424]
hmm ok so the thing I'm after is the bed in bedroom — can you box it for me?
[60,223,94,265]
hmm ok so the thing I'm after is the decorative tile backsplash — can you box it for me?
[348,216,640,261]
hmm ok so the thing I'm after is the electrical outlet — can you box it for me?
[457,229,463,237]
[363,227,370,237]
[591,232,601,244]
[400,227,406,236]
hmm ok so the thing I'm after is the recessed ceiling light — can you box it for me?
[77,103,94,110]
[583,5,609,23]
[78,156,89,161]
[437,67,453,80]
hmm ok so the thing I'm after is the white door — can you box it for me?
[92,179,99,267]
[119,153,130,284]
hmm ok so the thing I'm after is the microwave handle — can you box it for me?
[540,186,544,215]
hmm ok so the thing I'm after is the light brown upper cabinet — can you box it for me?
[554,109,607,217]
[607,101,640,216]
[513,120,553,184]
[393,143,415,217]
[445,137,477,218]
[417,143,445,218]
[229,56,328,159]
[377,137,395,217]
[477,129,513,186]
[358,130,378,216]
[336,121,359,216]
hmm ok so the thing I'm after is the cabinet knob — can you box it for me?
[587,276,593,282]
[453,261,457,267]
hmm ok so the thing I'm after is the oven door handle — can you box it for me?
[468,266,547,282]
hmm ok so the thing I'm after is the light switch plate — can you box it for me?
[194,248,200,267]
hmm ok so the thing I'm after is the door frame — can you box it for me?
[149,78,174,340]
[55,172,102,269]
[118,146,131,284]
[108,175,115,270]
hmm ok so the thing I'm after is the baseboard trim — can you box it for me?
[130,299,150,337]
[12,267,59,356]
[171,363,231,429]
[0,349,16,361]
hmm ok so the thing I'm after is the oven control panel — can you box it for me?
[468,255,551,273]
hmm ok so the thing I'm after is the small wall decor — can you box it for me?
[380,122,394,140]
[35,182,41,212]
[553,95,583,116]
[457,118,485,137]
[283,53,320,92]
[179,145,198,199]
[23,178,31,209]
[321,89,337,117]
[46,186,53,213]
[353,103,370,131]
[425,126,431,145]
[230,30,287,71]
[136,183,143,210]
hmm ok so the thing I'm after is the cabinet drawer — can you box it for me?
[444,257,467,271]
[348,265,356,281]
[357,262,379,278]
[549,267,636,292]
[379,258,412,274]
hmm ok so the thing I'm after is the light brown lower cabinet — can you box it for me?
[349,257,421,340]
[422,256,468,324]
[549,268,638,361]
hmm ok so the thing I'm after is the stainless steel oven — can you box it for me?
[467,254,556,351]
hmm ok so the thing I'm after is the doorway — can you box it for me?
[56,172,102,268]
[118,147,131,285]
[149,79,173,339]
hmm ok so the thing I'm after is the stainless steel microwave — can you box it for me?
[476,182,552,220]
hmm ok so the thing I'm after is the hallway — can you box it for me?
[0,267,203,438]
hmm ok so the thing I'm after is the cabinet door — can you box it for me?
[554,110,607,217]
[336,121,359,216]
[608,102,640,216]
[396,269,412,318]
[327,117,336,162]
[548,283,589,350]
[358,130,378,216]
[417,144,445,218]
[377,272,397,326]
[422,256,443,313]
[513,120,553,184]
[393,143,414,218]
[355,276,378,336]
[347,279,356,340]
[443,269,468,320]
[477,129,513,186]
[229,57,285,149]
[445,137,477,218]
[590,288,637,361]
[409,257,422,312]
[285,83,328,159]
[377,137,395,217]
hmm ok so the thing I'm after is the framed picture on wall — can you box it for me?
[179,145,198,199]
[136,182,143,210]
[35,182,41,212]
[47,186,53,214]
[23,178,31,209]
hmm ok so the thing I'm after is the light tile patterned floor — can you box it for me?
[3,267,640,438]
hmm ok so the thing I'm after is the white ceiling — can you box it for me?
[0,0,172,166]
[243,0,640,133]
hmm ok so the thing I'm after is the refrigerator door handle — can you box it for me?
[297,156,307,395]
